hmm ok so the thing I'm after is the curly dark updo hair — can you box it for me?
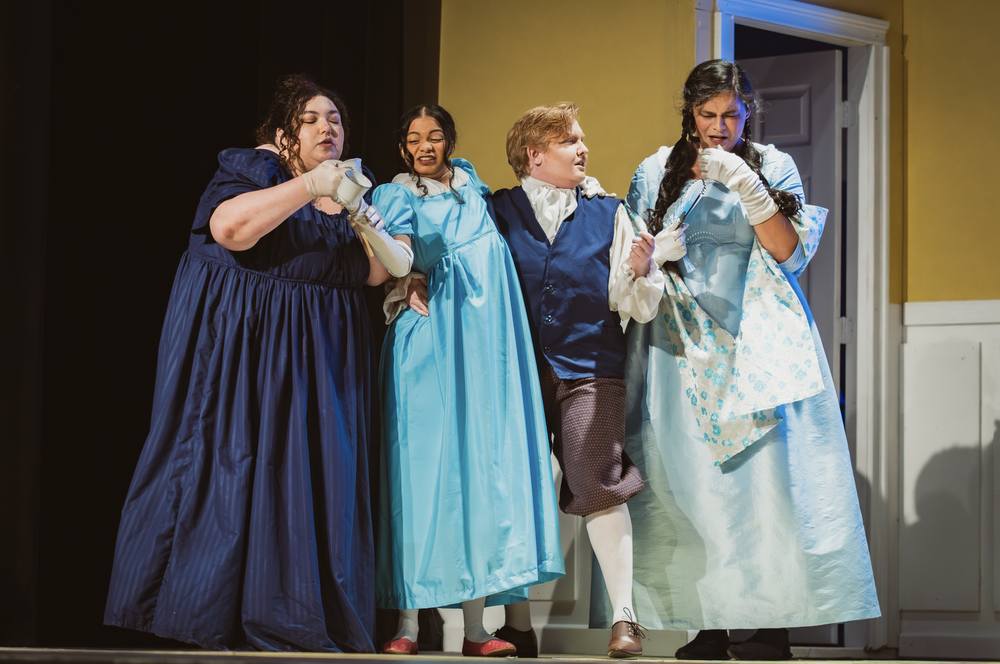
[646,59,801,234]
[254,74,351,174]
[395,104,463,203]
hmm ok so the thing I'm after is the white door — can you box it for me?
[739,51,843,398]
[739,50,844,648]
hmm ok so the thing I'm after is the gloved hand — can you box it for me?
[301,160,347,199]
[652,217,687,265]
[346,200,414,277]
[580,176,614,199]
[697,146,778,225]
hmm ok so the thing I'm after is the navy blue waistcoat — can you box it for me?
[490,186,625,379]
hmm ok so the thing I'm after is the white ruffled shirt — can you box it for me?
[521,177,665,328]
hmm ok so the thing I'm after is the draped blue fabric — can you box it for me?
[104,149,376,652]
[374,160,564,610]
[490,187,625,379]
[590,145,880,629]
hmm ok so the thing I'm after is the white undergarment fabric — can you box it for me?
[585,503,636,625]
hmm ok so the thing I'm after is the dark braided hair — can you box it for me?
[646,59,801,234]
[396,104,464,204]
[254,74,351,175]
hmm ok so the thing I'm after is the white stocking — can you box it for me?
[462,597,493,643]
[462,596,493,643]
[504,599,533,631]
[392,609,419,641]
[585,502,635,625]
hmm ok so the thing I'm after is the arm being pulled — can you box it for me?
[345,200,414,277]
[608,203,665,324]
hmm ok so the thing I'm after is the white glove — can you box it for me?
[580,176,614,199]
[347,200,414,277]
[301,160,347,199]
[697,147,778,225]
[652,217,687,265]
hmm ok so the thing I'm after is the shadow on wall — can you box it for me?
[899,420,997,611]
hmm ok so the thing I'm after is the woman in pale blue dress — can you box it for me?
[374,104,563,657]
[613,60,880,660]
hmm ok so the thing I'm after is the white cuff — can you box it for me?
[609,261,666,326]
[383,272,426,325]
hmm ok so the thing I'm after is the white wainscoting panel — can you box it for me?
[900,341,981,611]
[899,300,1000,659]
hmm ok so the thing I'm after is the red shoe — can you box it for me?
[383,637,419,655]
[462,637,516,657]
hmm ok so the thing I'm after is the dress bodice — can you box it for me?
[626,142,830,467]
[374,159,496,277]
[678,181,755,337]
[188,148,371,288]
[408,190,496,275]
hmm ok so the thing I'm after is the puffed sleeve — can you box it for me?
[191,148,284,234]
[760,144,828,277]
[372,182,420,323]
[372,183,416,237]
[452,158,492,198]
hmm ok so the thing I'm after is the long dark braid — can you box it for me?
[647,60,801,234]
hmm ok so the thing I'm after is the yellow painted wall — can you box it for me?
[901,0,1000,301]
[439,0,695,197]
[439,0,999,303]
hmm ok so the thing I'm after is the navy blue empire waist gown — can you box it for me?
[104,149,376,652]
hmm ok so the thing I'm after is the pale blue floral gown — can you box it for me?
[592,144,880,629]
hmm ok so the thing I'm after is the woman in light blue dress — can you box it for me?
[614,61,880,660]
[374,104,564,657]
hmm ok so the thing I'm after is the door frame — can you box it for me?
[695,0,896,654]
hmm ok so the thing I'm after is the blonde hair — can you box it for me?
[505,102,579,180]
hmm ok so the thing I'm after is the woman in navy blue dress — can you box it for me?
[104,75,392,652]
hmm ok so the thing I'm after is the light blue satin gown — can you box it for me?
[591,145,880,629]
[374,159,564,610]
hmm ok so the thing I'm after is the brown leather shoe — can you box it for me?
[607,619,645,658]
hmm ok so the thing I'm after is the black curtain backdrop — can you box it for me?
[0,0,439,648]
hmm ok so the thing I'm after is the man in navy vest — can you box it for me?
[488,103,684,658]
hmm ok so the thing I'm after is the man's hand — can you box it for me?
[629,231,656,279]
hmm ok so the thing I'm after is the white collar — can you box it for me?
[392,165,469,197]
[521,176,578,242]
